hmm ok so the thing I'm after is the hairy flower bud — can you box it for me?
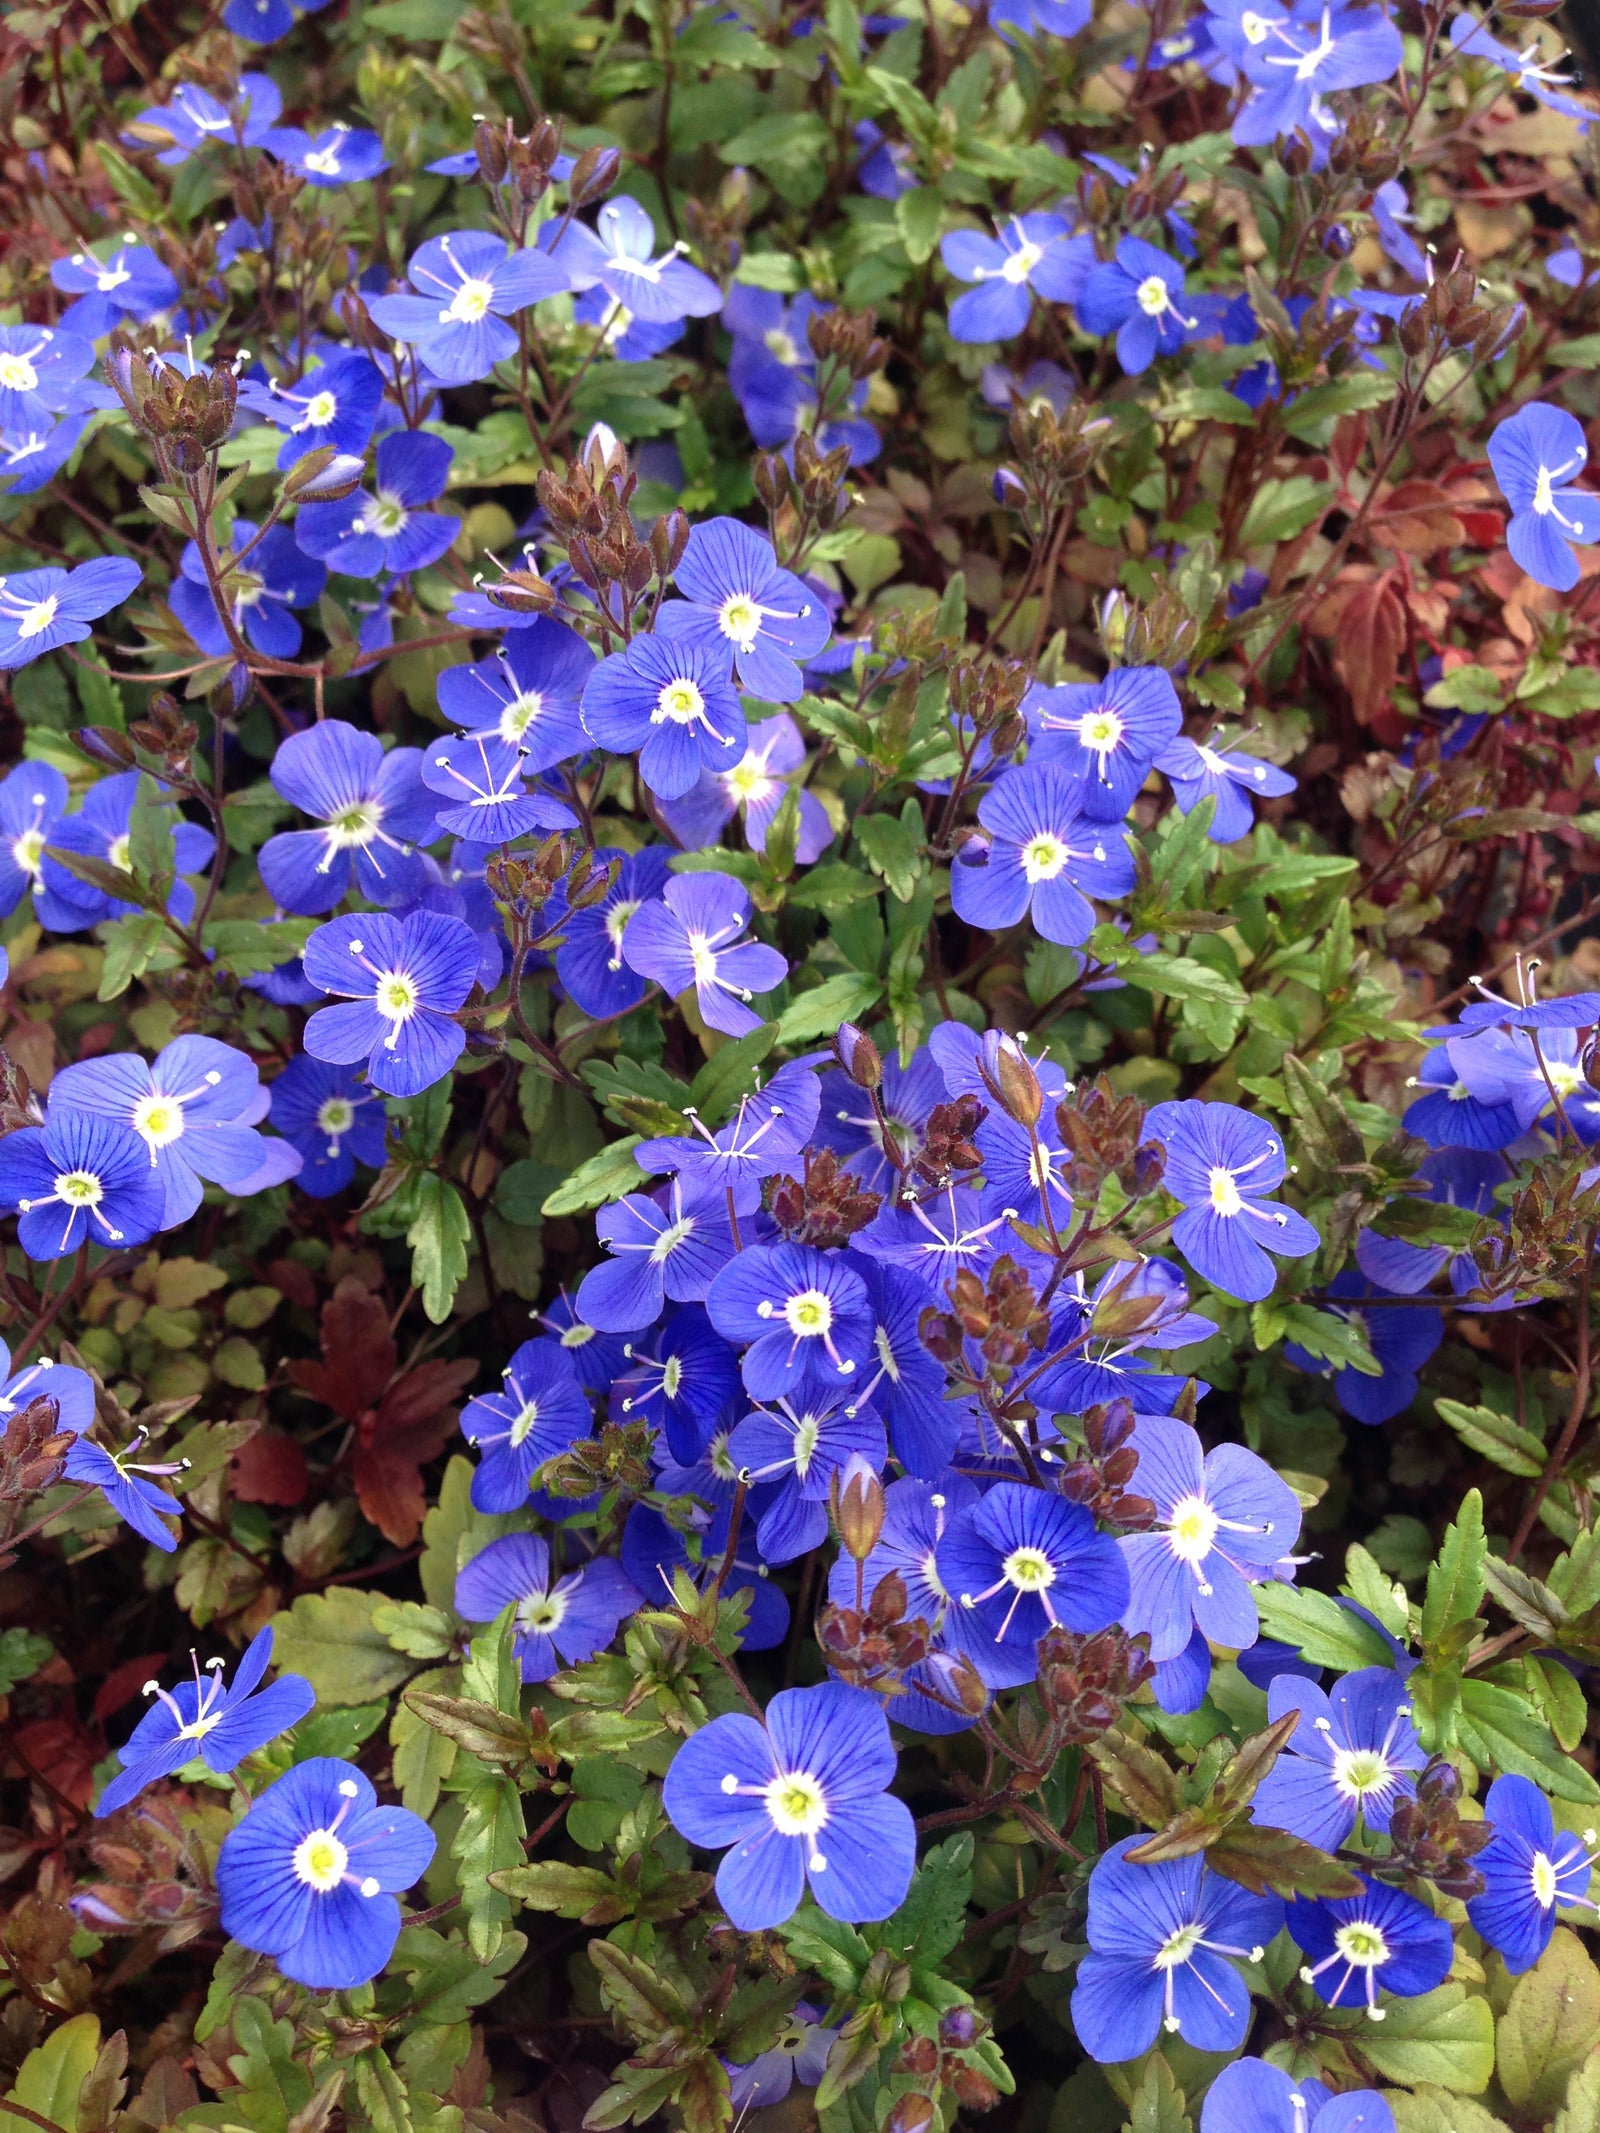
[568,144,622,208]
[834,1454,885,1560]
[835,1022,882,1089]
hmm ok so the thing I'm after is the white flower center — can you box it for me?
[56,1169,103,1208]
[1154,1922,1205,1969]
[764,328,800,365]
[446,278,495,322]
[783,1288,833,1337]
[650,1214,694,1262]
[292,1828,349,1891]
[133,1094,185,1149]
[302,389,338,427]
[16,596,57,640]
[509,1399,540,1447]
[660,1354,683,1398]
[517,1588,566,1634]
[11,829,45,880]
[1167,1495,1219,1562]
[764,1770,827,1835]
[1208,1166,1244,1216]
[317,1096,355,1142]
[1136,275,1172,317]
[1532,1852,1559,1907]
[0,354,40,393]
[1021,834,1069,883]
[656,677,706,725]
[1002,1544,1055,1591]
[1001,241,1043,285]
[377,971,418,1024]
[1080,708,1124,755]
[719,593,762,652]
[1332,1747,1389,1799]
[499,689,544,741]
[328,801,381,850]
[1333,1921,1389,1968]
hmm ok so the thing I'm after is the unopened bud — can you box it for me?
[834,1453,885,1561]
[835,1022,882,1090]
[650,507,691,578]
[73,725,138,770]
[992,464,1028,507]
[283,446,366,501]
[568,144,622,208]
[474,119,510,184]
[980,1032,1042,1126]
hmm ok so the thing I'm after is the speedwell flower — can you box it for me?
[301,911,482,1098]
[1289,1875,1453,2016]
[661,518,832,702]
[460,1338,594,1512]
[96,1626,314,1817]
[936,1481,1130,1686]
[708,1242,875,1403]
[950,762,1135,947]
[0,1111,166,1258]
[1025,666,1182,821]
[0,557,141,669]
[1146,1098,1321,1302]
[621,873,787,1038]
[1466,1774,1599,1973]
[580,632,746,801]
[573,1176,736,1332]
[1487,400,1600,592]
[267,1055,388,1198]
[261,720,437,914]
[1250,1668,1426,1854]
[454,1533,641,1681]
[1200,2059,1395,2133]
[436,617,594,771]
[367,230,571,386]
[295,430,461,580]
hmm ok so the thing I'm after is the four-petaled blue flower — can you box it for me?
[437,617,594,771]
[664,519,832,702]
[1078,239,1199,374]
[0,557,141,669]
[0,1110,166,1259]
[574,1176,736,1331]
[1119,1415,1302,1661]
[1153,735,1298,842]
[940,215,1093,344]
[240,350,384,473]
[708,1242,874,1402]
[262,720,437,914]
[547,199,723,330]
[553,844,673,1020]
[216,1757,436,1990]
[1200,2059,1395,2133]
[367,231,571,386]
[950,762,1136,946]
[1288,1874,1453,2016]
[1487,401,1600,591]
[936,1480,1131,1686]
[1026,667,1183,822]
[123,74,283,165]
[662,1682,916,1929]
[96,1626,314,1817]
[296,431,461,580]
[1250,1666,1425,1853]
[580,631,747,800]
[171,521,326,663]
[461,1337,595,1511]
[267,1055,388,1198]
[1147,1098,1321,1301]
[50,243,180,340]
[262,121,388,185]
[454,1533,641,1681]
[1071,1835,1284,2060]
[302,910,482,1097]
[1466,1773,1599,1973]
[621,873,788,1037]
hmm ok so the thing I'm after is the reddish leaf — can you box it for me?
[288,1276,395,1420]
[94,1654,172,1725]
[1372,478,1466,554]
[229,1428,309,1507]
[1328,577,1405,728]
[379,1357,477,1431]
[353,1409,457,1547]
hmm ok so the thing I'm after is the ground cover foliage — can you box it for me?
[7,0,1600,2131]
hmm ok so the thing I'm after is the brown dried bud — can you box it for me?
[474,118,511,185]
[651,508,691,578]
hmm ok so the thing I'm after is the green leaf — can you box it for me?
[2,2014,101,2133]
[1118,952,1247,1010]
[1254,1584,1399,1670]
[776,971,885,1044]
[1386,2088,1511,2133]
[1555,2047,1600,2133]
[788,863,881,913]
[1435,1400,1545,1479]
[879,1832,972,1966]
[1238,475,1334,548]
[540,1136,645,1217]
[269,1589,417,1707]
[1457,1678,1600,1800]
[1326,1983,1494,2093]
[0,1628,53,1695]
[453,1774,525,1960]
[405,1175,472,1324]
[1424,665,1504,717]
[1121,2055,1191,2133]
[1422,1488,1486,1651]
[854,804,925,903]
[895,185,943,264]
[1497,1931,1600,2118]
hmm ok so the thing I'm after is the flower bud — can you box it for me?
[886,2095,935,2133]
[979,1031,1042,1126]
[834,1453,885,1561]
[992,464,1028,507]
[940,2007,981,2048]
[568,144,621,208]
[73,725,139,771]
[474,118,510,184]
[283,446,366,501]
[650,507,691,578]
[835,1022,882,1090]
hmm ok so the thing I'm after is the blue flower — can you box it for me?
[610,1305,742,1461]
[263,123,388,185]
[37,770,215,932]
[240,350,384,473]
[853,1181,1019,1290]
[437,617,594,771]
[991,0,1091,39]
[1401,1042,1524,1151]
[707,1242,874,1403]
[1200,2059,1395,2133]
[48,1035,300,1228]
[261,721,438,914]
[1025,667,1183,822]
[1372,181,1427,281]
[267,1056,388,1198]
[461,1338,594,1511]
[658,713,835,863]
[813,1046,949,1194]
[636,1060,822,1216]
[223,0,331,42]
[553,845,673,1020]
[0,556,140,668]
[367,231,571,386]
[1450,15,1594,126]
[1288,1875,1453,2015]
[0,762,69,918]
[722,289,879,466]
[1077,240,1200,374]
[547,199,722,328]
[1466,1774,1598,1973]
[663,519,832,702]
[1071,1835,1284,2059]
[0,326,98,432]
[851,1259,962,1477]
[621,874,787,1038]
[1285,1270,1443,1424]
[1356,1147,1507,1299]
[216,1758,435,1990]
[1218,3,1402,153]
[574,1176,736,1332]
[940,215,1094,343]
[123,74,283,164]
[854,122,916,200]
[1146,1099,1321,1302]
[950,763,1136,947]
[729,1395,887,1563]
[726,2003,840,2111]
[62,1432,186,1550]
[296,431,461,580]
[96,1627,314,1817]
[301,911,482,1098]
[454,1533,641,1680]
[580,632,746,800]
[1487,402,1600,592]
[170,521,326,662]
[0,1110,166,1258]
[1118,1415,1301,1661]
[622,1498,790,1649]
[0,1342,97,1437]
[50,243,179,340]
[420,732,576,844]
[662,1682,916,1928]
[1250,1668,1425,1852]
[574,283,685,360]
[1153,736,1298,842]
[935,1481,1130,1685]
[0,409,99,498]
